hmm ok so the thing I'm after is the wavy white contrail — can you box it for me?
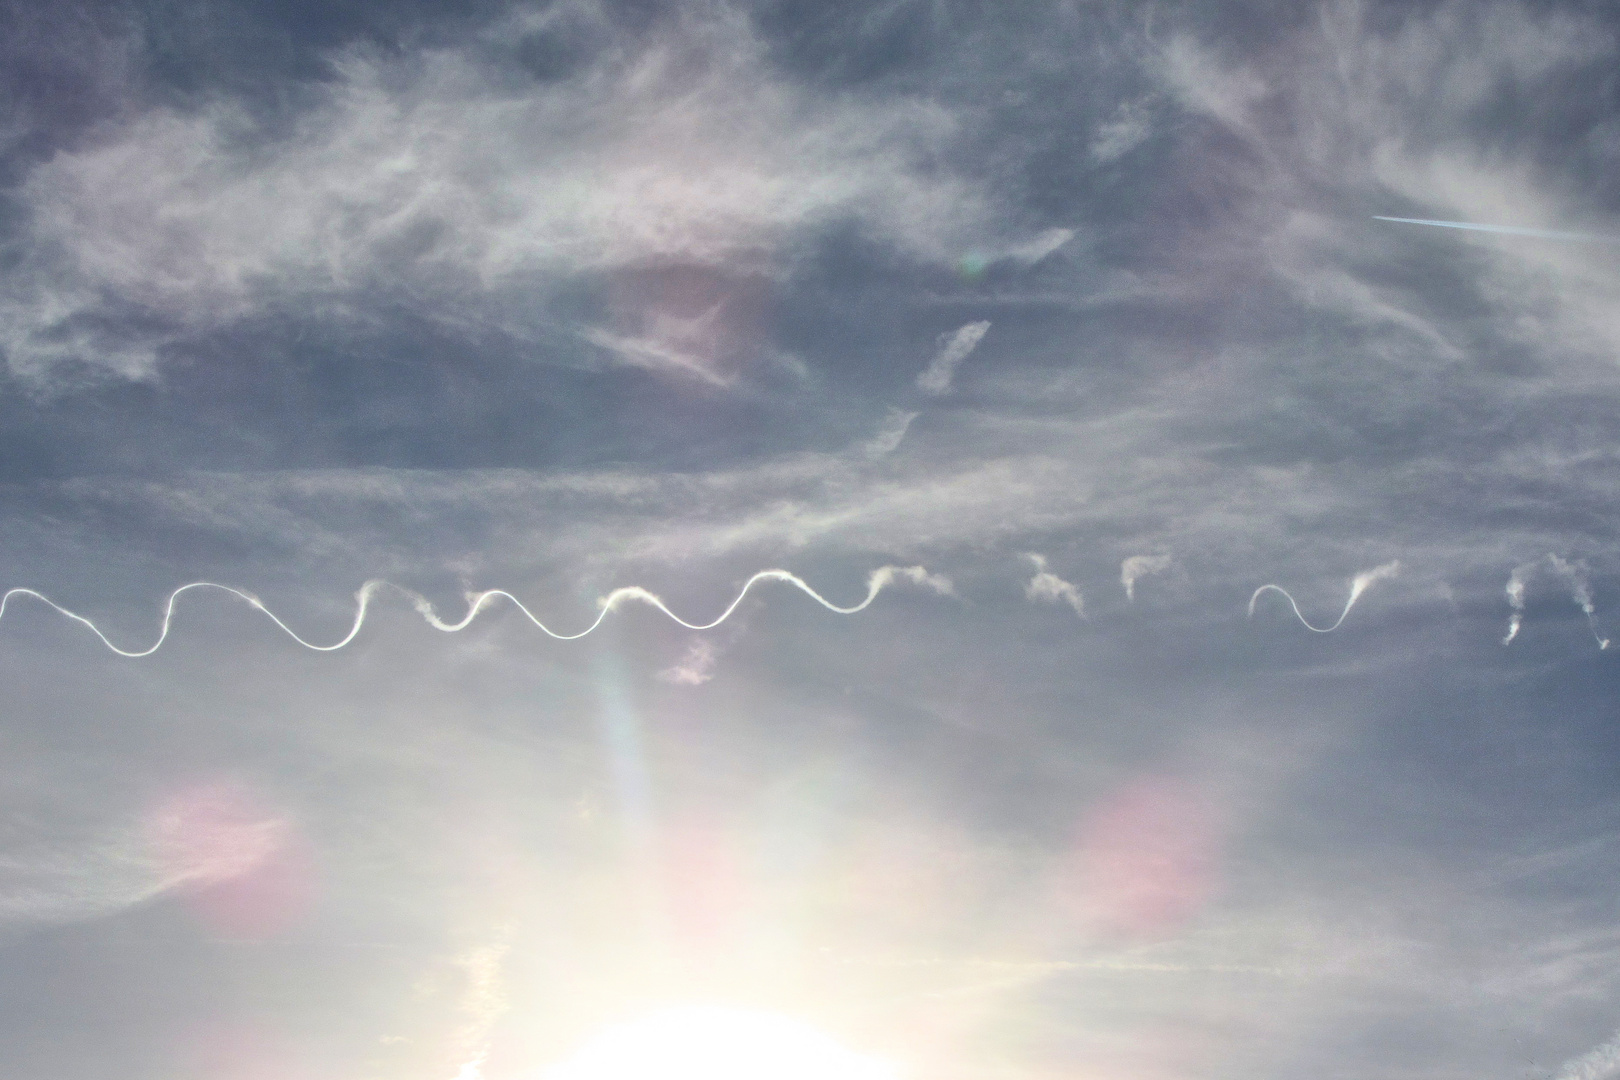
[0,566,953,658]
[1247,561,1400,633]
[1373,215,1620,244]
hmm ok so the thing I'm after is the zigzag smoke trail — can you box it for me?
[0,566,953,658]
[1247,561,1400,633]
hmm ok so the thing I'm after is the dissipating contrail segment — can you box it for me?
[0,566,953,658]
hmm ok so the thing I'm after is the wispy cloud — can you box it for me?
[1121,554,1173,602]
[1005,228,1074,265]
[1091,97,1157,163]
[916,320,990,395]
[1554,1028,1620,1080]
[658,637,719,686]
[0,5,995,381]
[1022,553,1084,618]
[448,933,512,1080]
[578,326,734,386]
[862,407,919,457]
[0,783,290,929]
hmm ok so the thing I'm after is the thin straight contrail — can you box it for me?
[1373,216,1620,244]
[0,566,953,658]
[1248,561,1400,633]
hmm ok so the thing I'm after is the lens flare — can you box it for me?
[542,1006,900,1080]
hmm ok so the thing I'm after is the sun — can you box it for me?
[541,1005,901,1080]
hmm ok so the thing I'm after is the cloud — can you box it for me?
[578,326,735,386]
[0,4,995,380]
[1005,228,1074,265]
[449,933,512,1080]
[916,320,990,396]
[1143,1,1620,372]
[26,396,1609,645]
[1090,98,1156,163]
[1023,553,1084,618]
[866,563,956,599]
[1121,554,1173,602]
[1554,1028,1620,1080]
[0,782,291,929]
[0,829,176,927]
[862,407,919,457]
[659,637,718,686]
[1157,34,1267,134]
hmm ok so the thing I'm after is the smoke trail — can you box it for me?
[1552,1026,1620,1080]
[1247,560,1400,633]
[1505,556,1611,649]
[1373,215,1620,244]
[1023,554,1085,618]
[0,566,951,658]
[1548,555,1611,650]
[1505,563,1532,645]
[1120,554,1173,602]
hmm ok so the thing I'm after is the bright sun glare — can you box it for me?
[541,1005,901,1080]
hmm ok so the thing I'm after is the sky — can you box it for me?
[1,1,1620,1077]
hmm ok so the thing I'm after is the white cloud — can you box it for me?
[1005,227,1074,265]
[1023,553,1084,618]
[0,782,289,928]
[1555,1028,1620,1080]
[449,933,512,1080]
[579,325,734,386]
[916,320,990,395]
[0,4,994,380]
[659,637,719,685]
[862,407,919,457]
[867,563,955,599]
[1150,2,1620,371]
[1158,35,1267,134]
[1121,553,1173,601]
[1090,98,1156,163]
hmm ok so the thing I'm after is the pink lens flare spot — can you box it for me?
[1060,775,1225,937]
[184,1021,317,1080]
[603,264,771,386]
[148,780,316,938]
